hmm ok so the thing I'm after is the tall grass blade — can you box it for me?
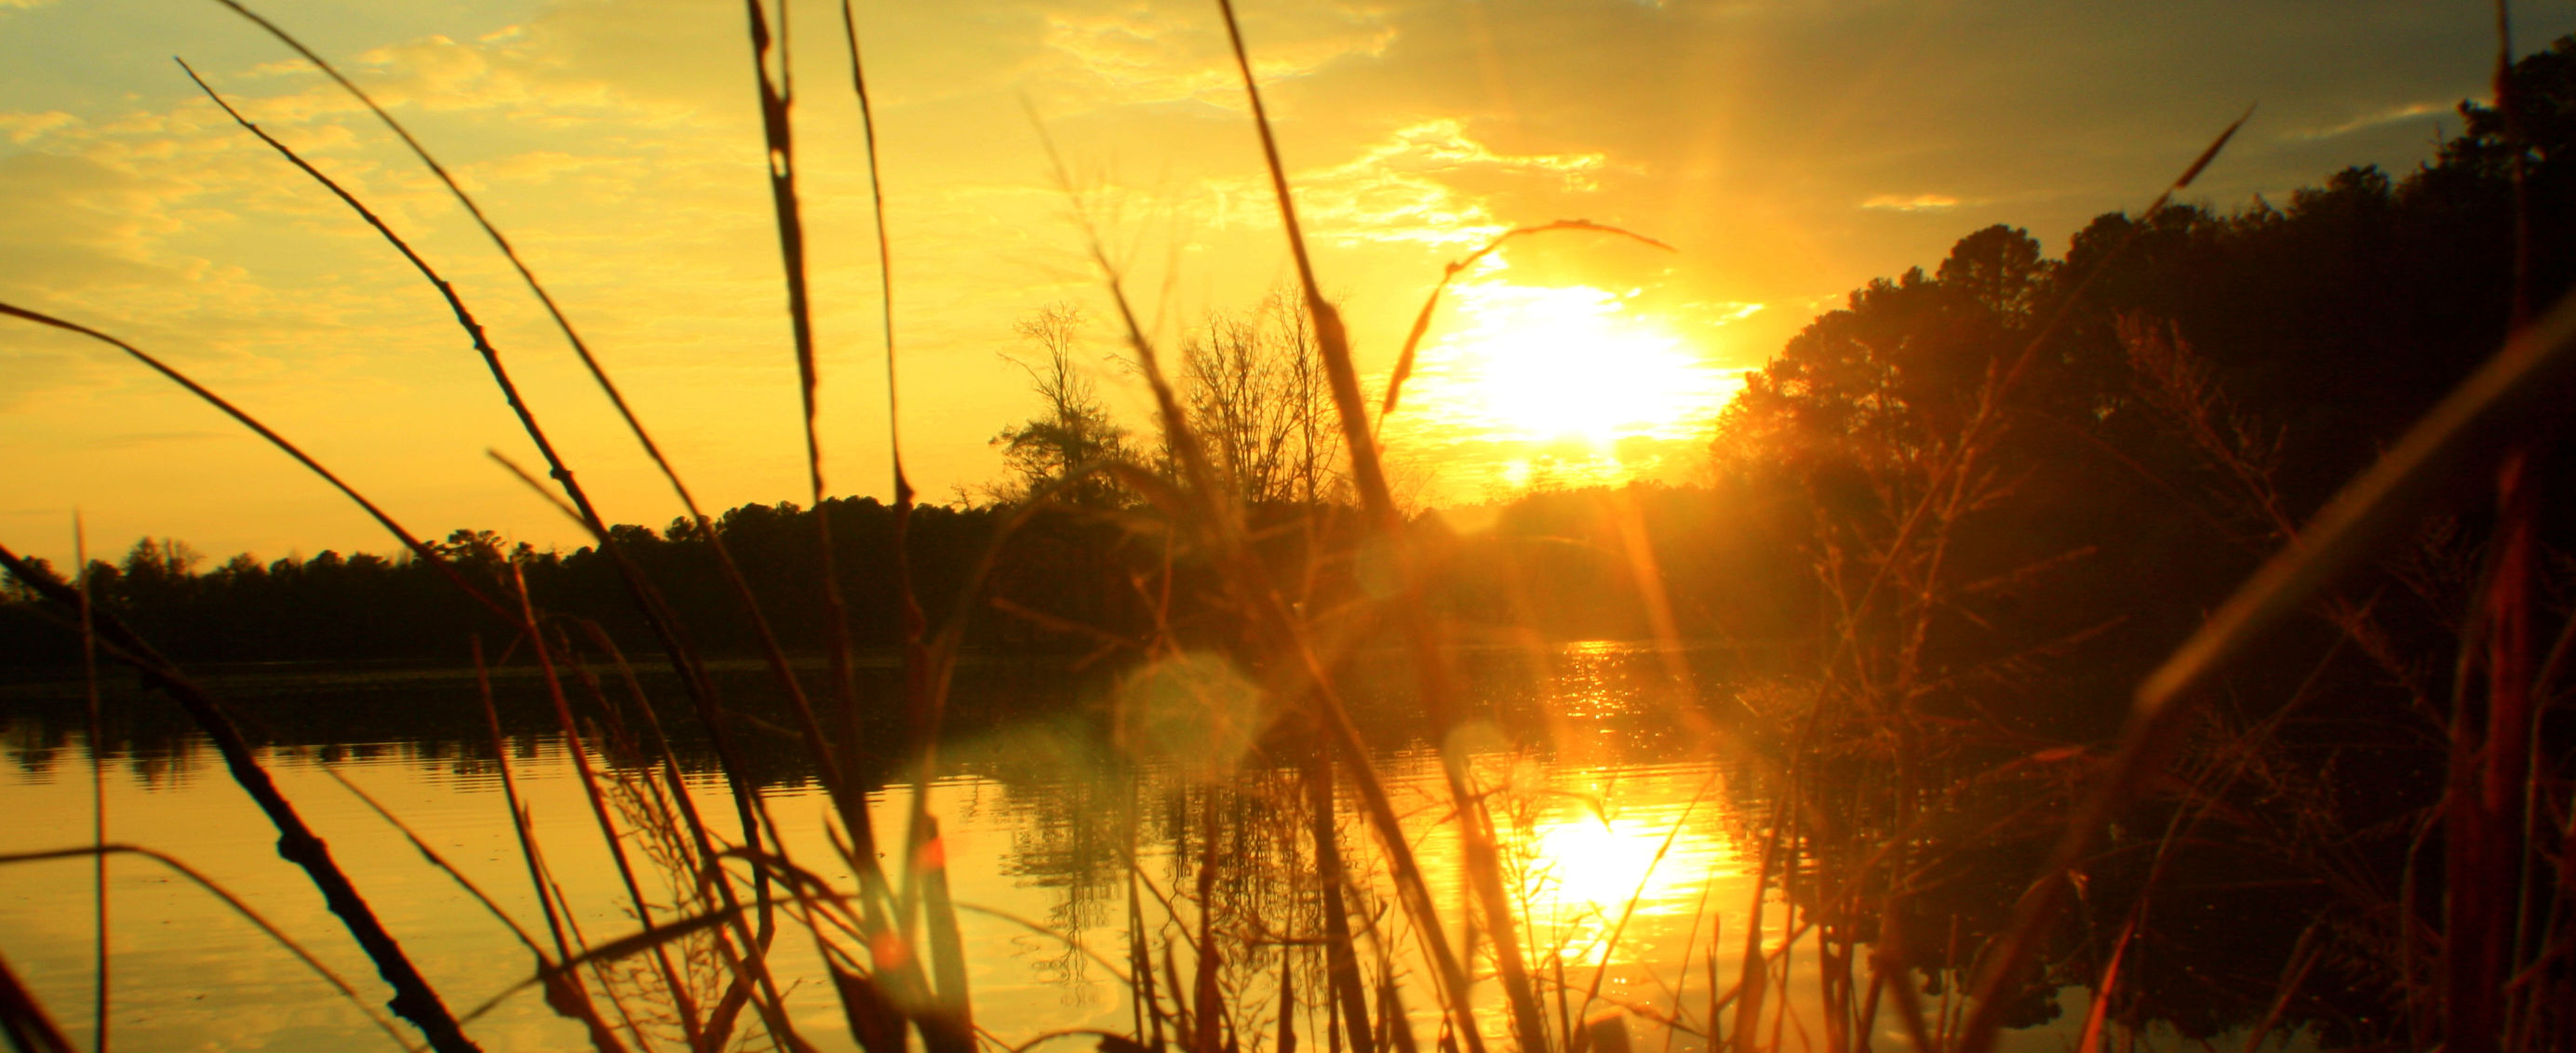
[1380,220,1671,424]
[733,3,906,942]
[0,305,507,619]
[74,518,106,1053]
[1957,241,2576,1053]
[461,907,751,1027]
[1211,2,1543,1046]
[186,41,809,921]
[0,543,476,1053]
[1194,803,1222,1053]
[1728,795,1785,1053]
[0,845,423,1052]
[830,13,978,1043]
[2076,915,2137,1053]
[1305,752,1375,1053]
[0,950,75,1053]
[200,19,823,933]
[1575,782,1711,1033]
[321,766,545,962]
[203,0,703,518]
[838,0,925,761]
[508,568,706,1052]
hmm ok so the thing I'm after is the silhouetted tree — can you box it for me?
[1179,287,1342,506]
[992,303,1134,507]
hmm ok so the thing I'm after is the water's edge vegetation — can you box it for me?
[3,6,2574,1053]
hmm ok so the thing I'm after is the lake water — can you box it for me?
[0,646,2255,1052]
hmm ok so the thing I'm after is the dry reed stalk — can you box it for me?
[838,0,928,765]
[0,844,418,1049]
[2462,7,2540,1014]
[0,541,477,1052]
[2074,914,2138,1053]
[0,949,74,1053]
[1377,221,1672,426]
[508,569,710,1051]
[197,0,714,649]
[1952,286,2576,1053]
[73,519,107,1053]
[1305,746,1376,1053]
[1197,799,1227,1052]
[485,455,803,1052]
[733,0,887,876]
[476,656,661,1053]
[469,639,597,1033]
[727,23,986,1043]
[1126,821,1161,1048]
[203,22,866,986]
[1209,2,1547,1046]
[204,0,700,519]
[1029,107,1479,1050]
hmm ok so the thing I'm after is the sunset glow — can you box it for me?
[3,1,2548,561]
[6,6,2569,1050]
[1389,273,1743,499]
[1434,282,1723,447]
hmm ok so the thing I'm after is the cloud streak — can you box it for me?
[1859,193,1962,212]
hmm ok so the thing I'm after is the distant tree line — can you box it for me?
[3,39,2569,721]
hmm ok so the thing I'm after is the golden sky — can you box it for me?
[4,0,2566,567]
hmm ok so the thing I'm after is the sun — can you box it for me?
[1410,279,1730,449]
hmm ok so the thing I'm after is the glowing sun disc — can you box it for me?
[1420,281,1726,447]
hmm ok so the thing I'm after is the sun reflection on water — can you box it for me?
[1531,815,1670,912]
[1493,768,1734,970]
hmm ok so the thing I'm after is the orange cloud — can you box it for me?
[1859,193,1960,212]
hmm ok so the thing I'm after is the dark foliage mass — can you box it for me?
[0,500,1123,666]
[1717,35,2576,720]
[1699,39,2576,1046]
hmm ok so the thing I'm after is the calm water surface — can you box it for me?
[0,646,2199,1052]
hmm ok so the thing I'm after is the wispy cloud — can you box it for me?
[0,110,76,143]
[1036,2,1395,112]
[1280,119,1615,246]
[1859,193,1960,212]
[87,430,235,450]
[2292,100,2451,141]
